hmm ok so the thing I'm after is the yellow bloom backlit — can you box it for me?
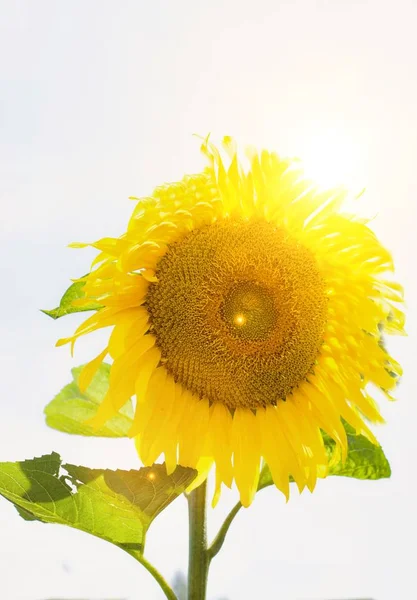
[58,137,404,507]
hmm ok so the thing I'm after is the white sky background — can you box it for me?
[1,1,416,599]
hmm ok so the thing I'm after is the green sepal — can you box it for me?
[42,277,102,320]
[0,453,197,553]
[44,363,132,437]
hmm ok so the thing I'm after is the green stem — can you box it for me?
[187,480,209,599]
[123,547,178,600]
[207,500,242,560]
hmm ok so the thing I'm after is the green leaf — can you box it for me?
[42,278,102,320]
[258,420,391,491]
[0,453,197,552]
[45,363,133,437]
[322,421,391,480]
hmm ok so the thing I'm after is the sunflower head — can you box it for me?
[59,137,404,507]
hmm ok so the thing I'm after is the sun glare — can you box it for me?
[233,313,247,327]
[294,128,367,192]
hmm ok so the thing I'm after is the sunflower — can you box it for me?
[58,137,404,507]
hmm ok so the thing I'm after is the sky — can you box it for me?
[0,1,416,599]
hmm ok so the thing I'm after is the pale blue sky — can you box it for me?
[1,1,416,599]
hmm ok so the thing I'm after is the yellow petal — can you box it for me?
[208,402,233,488]
[231,408,261,508]
[78,347,108,392]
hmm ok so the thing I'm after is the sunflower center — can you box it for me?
[146,220,327,409]
[221,281,277,342]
